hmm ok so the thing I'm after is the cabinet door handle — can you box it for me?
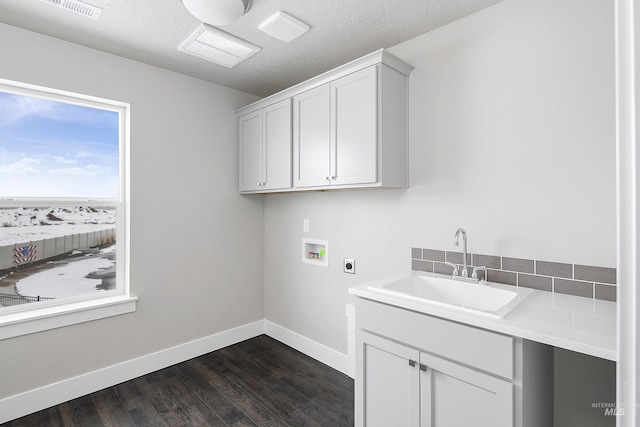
[419,363,427,372]
[408,359,416,367]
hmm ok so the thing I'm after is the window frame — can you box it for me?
[0,78,135,340]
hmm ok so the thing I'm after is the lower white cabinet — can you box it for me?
[359,331,421,426]
[355,298,553,427]
[421,351,512,427]
[358,330,512,427]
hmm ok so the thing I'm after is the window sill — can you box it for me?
[0,295,137,340]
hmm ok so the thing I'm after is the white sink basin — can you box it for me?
[366,274,533,318]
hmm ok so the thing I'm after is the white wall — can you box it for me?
[0,0,616,418]
[0,23,263,399]
[264,0,615,355]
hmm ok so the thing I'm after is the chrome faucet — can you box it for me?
[454,228,469,278]
[449,229,486,284]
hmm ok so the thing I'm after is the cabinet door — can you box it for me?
[356,330,420,427]
[262,99,292,190]
[420,352,513,427]
[330,65,378,186]
[238,110,263,192]
[293,84,331,188]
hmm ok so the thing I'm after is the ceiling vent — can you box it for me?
[258,11,310,42]
[178,24,261,68]
[38,0,103,20]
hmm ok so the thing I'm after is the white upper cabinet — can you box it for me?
[292,66,378,188]
[292,84,331,188]
[238,99,291,192]
[238,109,263,192]
[330,66,377,187]
[262,100,292,190]
[236,49,413,193]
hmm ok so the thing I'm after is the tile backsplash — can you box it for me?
[411,247,616,302]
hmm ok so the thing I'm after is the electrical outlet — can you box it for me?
[344,258,355,274]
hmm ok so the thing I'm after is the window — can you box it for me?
[0,78,134,339]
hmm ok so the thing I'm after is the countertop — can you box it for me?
[349,272,616,361]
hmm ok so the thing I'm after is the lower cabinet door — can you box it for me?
[420,352,514,427]
[357,331,421,427]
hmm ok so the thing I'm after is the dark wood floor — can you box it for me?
[2,335,354,427]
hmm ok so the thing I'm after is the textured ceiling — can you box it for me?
[0,0,502,97]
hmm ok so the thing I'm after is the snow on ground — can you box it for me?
[15,255,114,298]
[0,206,115,246]
[0,207,117,299]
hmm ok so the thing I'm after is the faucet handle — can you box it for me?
[444,262,459,276]
[472,266,487,280]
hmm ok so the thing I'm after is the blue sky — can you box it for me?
[0,91,119,198]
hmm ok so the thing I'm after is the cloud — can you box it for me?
[52,156,77,164]
[48,164,105,176]
[75,150,93,158]
[0,92,117,128]
[0,95,56,126]
[0,157,41,174]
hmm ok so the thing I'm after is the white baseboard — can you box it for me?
[264,320,352,378]
[1,318,354,424]
[0,320,265,424]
